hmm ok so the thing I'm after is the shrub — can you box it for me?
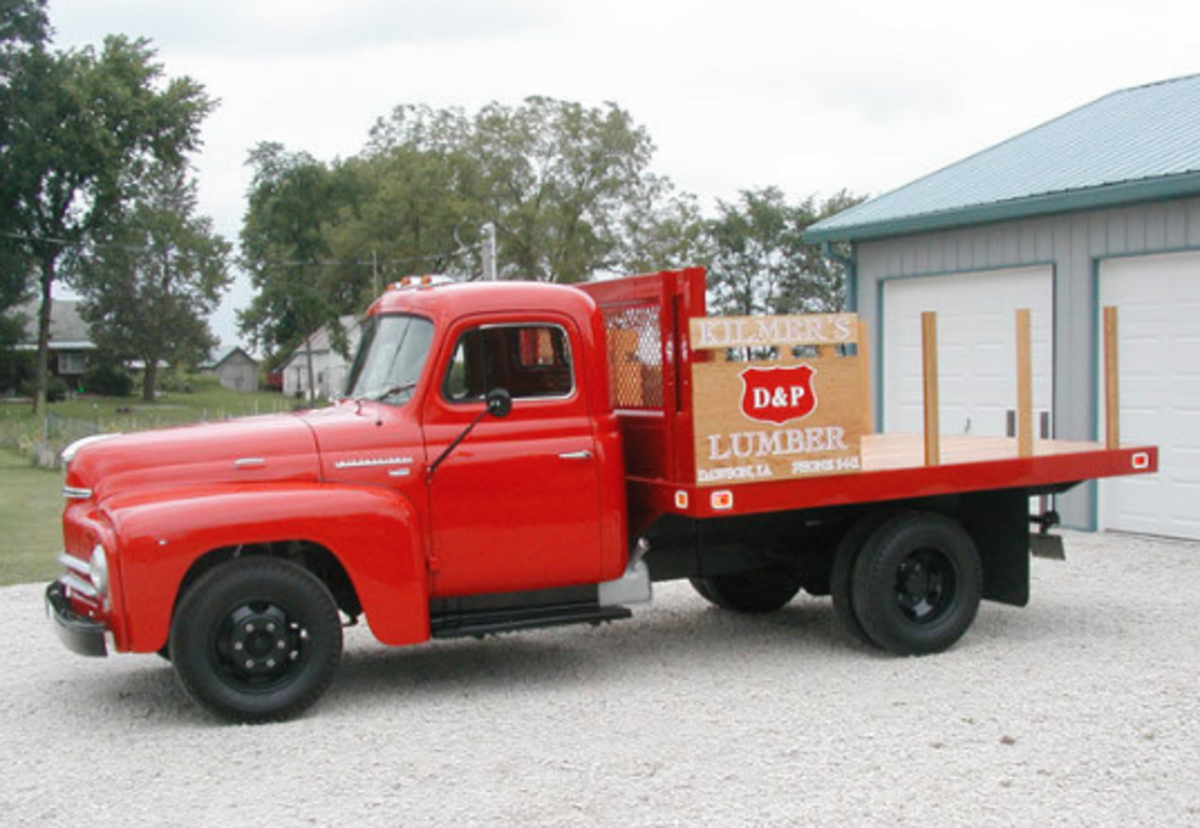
[83,364,134,397]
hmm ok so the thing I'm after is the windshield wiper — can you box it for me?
[359,380,417,402]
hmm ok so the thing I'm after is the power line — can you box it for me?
[3,230,216,259]
[245,243,481,270]
[6,229,482,272]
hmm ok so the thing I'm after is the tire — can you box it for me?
[829,512,893,647]
[689,569,803,614]
[170,557,343,723]
[851,512,982,656]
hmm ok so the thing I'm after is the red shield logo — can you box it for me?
[739,364,817,425]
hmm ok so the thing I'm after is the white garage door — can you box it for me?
[882,266,1054,438]
[1099,251,1200,540]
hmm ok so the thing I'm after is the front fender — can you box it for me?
[101,483,429,653]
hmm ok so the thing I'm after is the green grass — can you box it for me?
[0,374,302,455]
[0,449,64,586]
[47,373,294,425]
[0,376,308,586]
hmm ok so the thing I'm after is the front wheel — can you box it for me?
[170,557,343,723]
[690,568,803,614]
[851,512,982,655]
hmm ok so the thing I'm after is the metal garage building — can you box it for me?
[806,74,1200,539]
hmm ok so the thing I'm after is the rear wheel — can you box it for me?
[170,557,343,723]
[851,512,982,655]
[690,568,803,614]
[829,512,893,647]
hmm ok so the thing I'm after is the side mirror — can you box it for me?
[486,388,512,418]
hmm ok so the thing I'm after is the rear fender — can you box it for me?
[102,483,429,652]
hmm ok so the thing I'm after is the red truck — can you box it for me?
[46,268,1157,722]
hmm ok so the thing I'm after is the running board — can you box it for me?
[430,602,632,639]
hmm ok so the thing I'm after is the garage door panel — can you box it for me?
[883,266,1054,439]
[1099,250,1200,540]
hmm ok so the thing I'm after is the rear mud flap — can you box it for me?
[1030,533,1066,561]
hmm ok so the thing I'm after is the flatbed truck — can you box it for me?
[46,268,1158,721]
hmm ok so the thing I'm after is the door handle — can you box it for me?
[558,450,593,461]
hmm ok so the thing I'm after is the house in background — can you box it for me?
[14,299,96,379]
[200,347,259,393]
[806,74,1200,540]
[280,315,363,400]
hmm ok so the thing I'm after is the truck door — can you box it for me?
[422,317,604,597]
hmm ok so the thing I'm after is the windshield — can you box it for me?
[345,314,435,404]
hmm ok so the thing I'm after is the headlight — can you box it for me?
[89,544,109,598]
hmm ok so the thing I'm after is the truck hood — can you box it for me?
[66,414,321,502]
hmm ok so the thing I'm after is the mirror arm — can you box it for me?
[426,408,490,481]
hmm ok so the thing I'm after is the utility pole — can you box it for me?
[481,223,497,281]
[371,250,380,296]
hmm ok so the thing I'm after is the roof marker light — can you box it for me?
[391,274,455,290]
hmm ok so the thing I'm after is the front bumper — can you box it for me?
[45,581,108,657]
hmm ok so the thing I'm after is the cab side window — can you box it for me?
[443,325,574,402]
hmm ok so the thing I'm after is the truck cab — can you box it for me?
[312,280,630,598]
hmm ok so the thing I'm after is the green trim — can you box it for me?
[803,173,1200,244]
[1092,242,1200,266]
[873,260,1057,285]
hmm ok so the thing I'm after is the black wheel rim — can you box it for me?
[211,600,311,693]
[893,548,957,624]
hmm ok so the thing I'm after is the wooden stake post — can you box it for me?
[1104,306,1120,449]
[1015,308,1034,457]
[922,312,940,467]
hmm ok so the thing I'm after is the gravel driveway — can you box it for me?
[3,530,1197,826]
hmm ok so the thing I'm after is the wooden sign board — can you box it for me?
[691,313,858,350]
[690,314,864,487]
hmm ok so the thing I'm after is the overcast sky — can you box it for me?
[49,0,1200,349]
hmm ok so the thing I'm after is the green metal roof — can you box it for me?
[805,74,1200,244]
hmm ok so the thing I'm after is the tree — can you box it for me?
[239,143,355,398]
[366,97,674,283]
[330,135,477,290]
[467,97,658,282]
[76,164,231,401]
[0,0,48,320]
[241,99,688,390]
[619,175,710,275]
[1,35,213,411]
[706,188,866,317]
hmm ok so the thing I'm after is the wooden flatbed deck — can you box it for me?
[863,433,1114,472]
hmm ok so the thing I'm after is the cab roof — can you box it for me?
[367,280,599,326]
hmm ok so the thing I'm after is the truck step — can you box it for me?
[430,602,632,639]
